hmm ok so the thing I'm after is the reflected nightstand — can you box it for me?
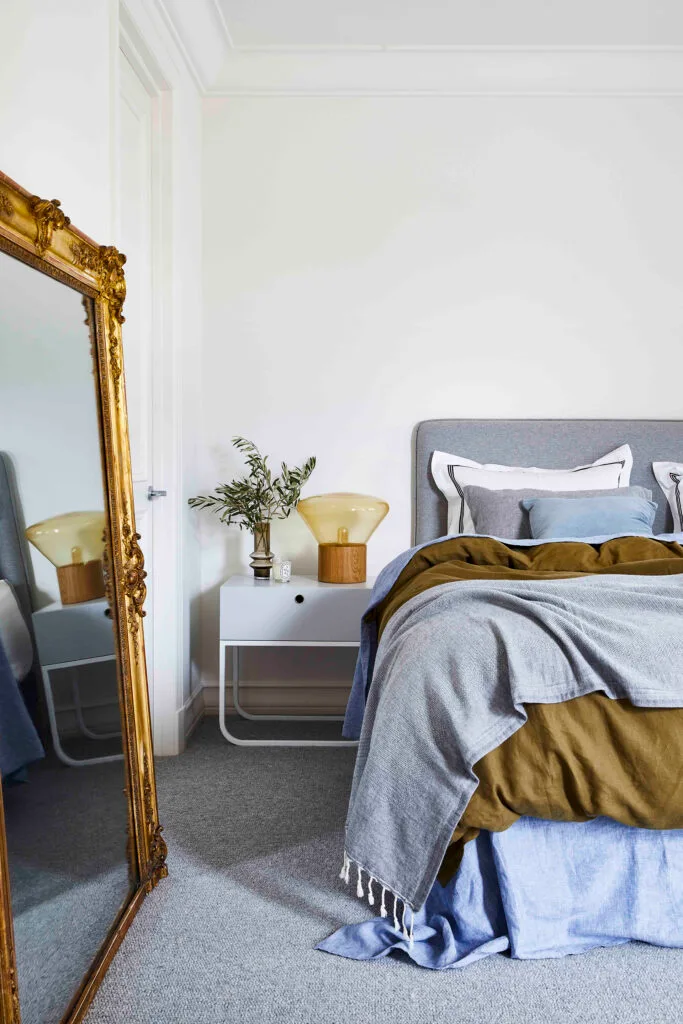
[32,598,122,767]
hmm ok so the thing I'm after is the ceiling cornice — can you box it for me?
[154,3,683,98]
[154,0,231,91]
[209,0,236,50]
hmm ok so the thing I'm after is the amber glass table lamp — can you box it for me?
[297,493,389,583]
[26,511,107,604]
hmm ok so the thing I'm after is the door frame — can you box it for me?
[114,0,201,754]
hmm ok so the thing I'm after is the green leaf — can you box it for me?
[188,440,316,529]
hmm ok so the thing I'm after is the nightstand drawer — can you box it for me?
[219,575,372,643]
[33,598,116,665]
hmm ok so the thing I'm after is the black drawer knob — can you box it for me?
[295,594,305,604]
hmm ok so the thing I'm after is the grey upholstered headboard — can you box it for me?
[0,453,36,627]
[413,419,682,544]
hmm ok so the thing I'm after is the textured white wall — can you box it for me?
[199,93,683,694]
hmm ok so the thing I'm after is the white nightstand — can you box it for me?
[218,573,374,747]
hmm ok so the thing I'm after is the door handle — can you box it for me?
[147,486,167,500]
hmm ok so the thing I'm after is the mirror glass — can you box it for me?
[0,250,133,1023]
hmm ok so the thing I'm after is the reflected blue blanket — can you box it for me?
[318,817,683,968]
[0,637,44,780]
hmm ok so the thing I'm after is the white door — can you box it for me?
[118,50,157,718]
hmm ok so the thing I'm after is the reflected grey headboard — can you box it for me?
[0,452,42,730]
[413,419,682,544]
[0,453,35,625]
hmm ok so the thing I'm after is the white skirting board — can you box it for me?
[178,681,351,746]
[202,680,350,718]
[176,686,206,750]
[179,675,352,749]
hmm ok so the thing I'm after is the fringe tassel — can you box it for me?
[401,900,409,939]
[339,851,414,937]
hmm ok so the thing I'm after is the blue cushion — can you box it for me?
[521,494,658,540]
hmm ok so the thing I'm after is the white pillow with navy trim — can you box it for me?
[431,444,633,536]
[652,461,683,533]
[0,580,33,682]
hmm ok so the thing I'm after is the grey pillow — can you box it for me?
[463,484,653,540]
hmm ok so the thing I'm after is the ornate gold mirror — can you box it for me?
[0,170,166,1024]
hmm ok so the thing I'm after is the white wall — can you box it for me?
[199,91,683,699]
[0,0,114,241]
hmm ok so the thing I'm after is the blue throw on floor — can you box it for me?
[0,637,44,780]
[318,817,683,969]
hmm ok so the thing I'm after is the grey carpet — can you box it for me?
[4,743,131,1024]
[84,719,683,1024]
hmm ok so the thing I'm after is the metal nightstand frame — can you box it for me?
[41,654,124,767]
[218,640,359,748]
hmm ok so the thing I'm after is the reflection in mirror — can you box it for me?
[0,250,133,1023]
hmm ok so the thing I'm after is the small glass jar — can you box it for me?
[272,557,291,582]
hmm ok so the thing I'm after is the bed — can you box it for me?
[319,419,683,968]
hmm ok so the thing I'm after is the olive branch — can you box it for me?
[188,438,316,531]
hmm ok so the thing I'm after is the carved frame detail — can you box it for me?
[0,170,166,1024]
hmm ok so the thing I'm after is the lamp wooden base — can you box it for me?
[57,559,106,604]
[318,543,366,584]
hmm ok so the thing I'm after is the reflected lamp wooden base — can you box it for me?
[57,559,106,604]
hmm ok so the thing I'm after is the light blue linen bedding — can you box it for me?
[318,817,683,969]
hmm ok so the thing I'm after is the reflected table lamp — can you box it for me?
[297,493,389,584]
[26,511,107,605]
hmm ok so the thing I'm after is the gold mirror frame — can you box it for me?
[0,170,167,1024]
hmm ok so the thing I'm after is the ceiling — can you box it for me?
[216,0,683,49]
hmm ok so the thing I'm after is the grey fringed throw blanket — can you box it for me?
[343,572,683,913]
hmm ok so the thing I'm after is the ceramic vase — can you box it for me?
[250,521,273,579]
